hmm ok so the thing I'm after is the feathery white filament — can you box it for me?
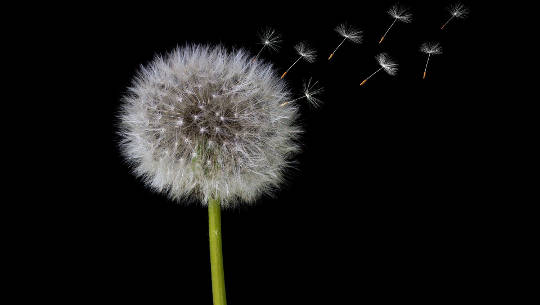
[388,4,413,23]
[441,3,469,29]
[301,78,324,108]
[119,45,302,206]
[420,42,443,55]
[253,27,281,61]
[281,78,323,108]
[294,42,317,63]
[449,3,469,18]
[335,24,363,44]
[259,27,281,50]
[376,53,398,75]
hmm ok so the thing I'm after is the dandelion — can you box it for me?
[280,78,323,108]
[252,27,281,61]
[328,23,363,60]
[119,45,301,305]
[420,42,442,79]
[441,3,469,30]
[359,53,398,86]
[281,42,317,79]
[379,4,412,44]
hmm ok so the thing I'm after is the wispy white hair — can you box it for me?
[294,42,317,63]
[335,24,363,44]
[302,78,324,108]
[420,42,443,55]
[119,45,302,207]
[388,4,413,23]
[449,3,469,18]
[258,27,281,51]
[376,53,398,75]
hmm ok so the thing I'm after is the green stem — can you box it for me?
[208,198,227,305]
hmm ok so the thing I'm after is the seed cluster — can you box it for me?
[119,45,301,206]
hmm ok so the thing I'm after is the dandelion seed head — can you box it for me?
[420,42,443,55]
[335,24,363,44]
[449,3,469,18]
[388,4,412,23]
[119,45,302,206]
[258,27,281,51]
[376,53,398,75]
[294,42,317,63]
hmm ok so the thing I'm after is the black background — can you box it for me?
[24,0,487,303]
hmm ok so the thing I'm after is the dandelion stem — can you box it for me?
[441,15,454,30]
[209,198,227,305]
[282,56,303,78]
[379,19,397,44]
[329,37,347,60]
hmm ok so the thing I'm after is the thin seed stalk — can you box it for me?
[281,56,302,78]
[209,198,227,305]
[423,54,431,79]
[441,15,454,29]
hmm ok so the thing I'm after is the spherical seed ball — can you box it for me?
[119,45,301,206]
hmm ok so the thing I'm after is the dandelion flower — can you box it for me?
[119,44,302,305]
[120,45,301,204]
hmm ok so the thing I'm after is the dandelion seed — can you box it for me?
[359,53,398,86]
[420,42,443,79]
[328,23,363,60]
[379,4,412,44]
[281,42,317,79]
[441,3,469,30]
[280,78,323,108]
[252,27,281,62]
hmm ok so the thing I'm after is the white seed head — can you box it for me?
[420,42,443,55]
[294,42,317,63]
[448,3,469,18]
[302,78,324,108]
[335,23,363,44]
[119,45,302,206]
[258,27,281,51]
[388,4,413,23]
[376,53,398,76]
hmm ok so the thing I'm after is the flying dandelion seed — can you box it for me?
[328,23,363,60]
[281,42,317,79]
[280,78,324,108]
[441,3,469,30]
[379,4,412,44]
[252,27,281,62]
[360,53,398,86]
[420,42,442,79]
